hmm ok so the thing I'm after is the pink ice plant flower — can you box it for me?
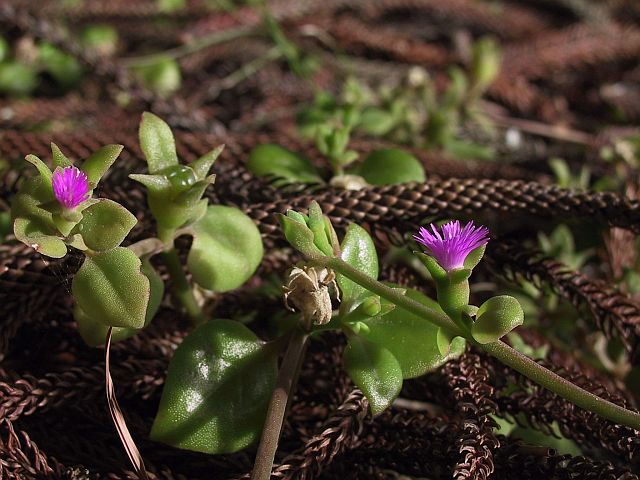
[413,220,489,272]
[52,166,90,209]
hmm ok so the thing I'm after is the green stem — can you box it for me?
[162,247,204,325]
[311,256,462,336]
[251,328,309,480]
[313,255,640,430]
[122,25,258,67]
[483,341,640,430]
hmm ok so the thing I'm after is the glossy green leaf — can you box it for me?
[150,319,277,453]
[139,112,179,174]
[81,144,123,185]
[337,224,378,310]
[357,149,425,185]
[72,247,150,328]
[248,144,322,184]
[361,287,465,378]
[344,336,402,415]
[75,199,137,251]
[472,295,524,344]
[188,205,263,292]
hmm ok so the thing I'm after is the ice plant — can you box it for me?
[413,220,489,272]
[52,166,90,209]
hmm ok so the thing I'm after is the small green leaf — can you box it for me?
[414,252,447,280]
[472,295,524,344]
[188,205,263,292]
[11,176,64,257]
[174,176,215,207]
[307,201,333,256]
[361,287,465,378]
[72,247,150,328]
[128,173,172,193]
[280,213,323,258]
[449,268,472,284]
[39,43,83,89]
[0,61,38,96]
[80,25,119,55]
[81,144,123,185]
[14,217,67,258]
[191,145,223,180]
[463,244,486,270]
[25,154,52,182]
[357,149,425,185]
[75,199,137,251]
[133,57,181,97]
[248,144,322,184]
[337,224,378,310]
[344,336,403,415]
[51,143,73,169]
[150,319,278,453]
[359,107,396,136]
[139,112,179,174]
[436,327,454,356]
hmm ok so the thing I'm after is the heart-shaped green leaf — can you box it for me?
[344,335,402,415]
[357,148,425,186]
[75,199,137,251]
[337,223,378,311]
[188,205,263,292]
[361,286,465,378]
[472,295,525,344]
[72,247,150,328]
[248,144,322,184]
[139,112,178,174]
[75,258,164,347]
[150,319,278,453]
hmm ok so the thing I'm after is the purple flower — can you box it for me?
[413,220,489,272]
[52,166,90,209]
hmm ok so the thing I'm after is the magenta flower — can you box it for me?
[413,220,489,272]
[52,166,90,209]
